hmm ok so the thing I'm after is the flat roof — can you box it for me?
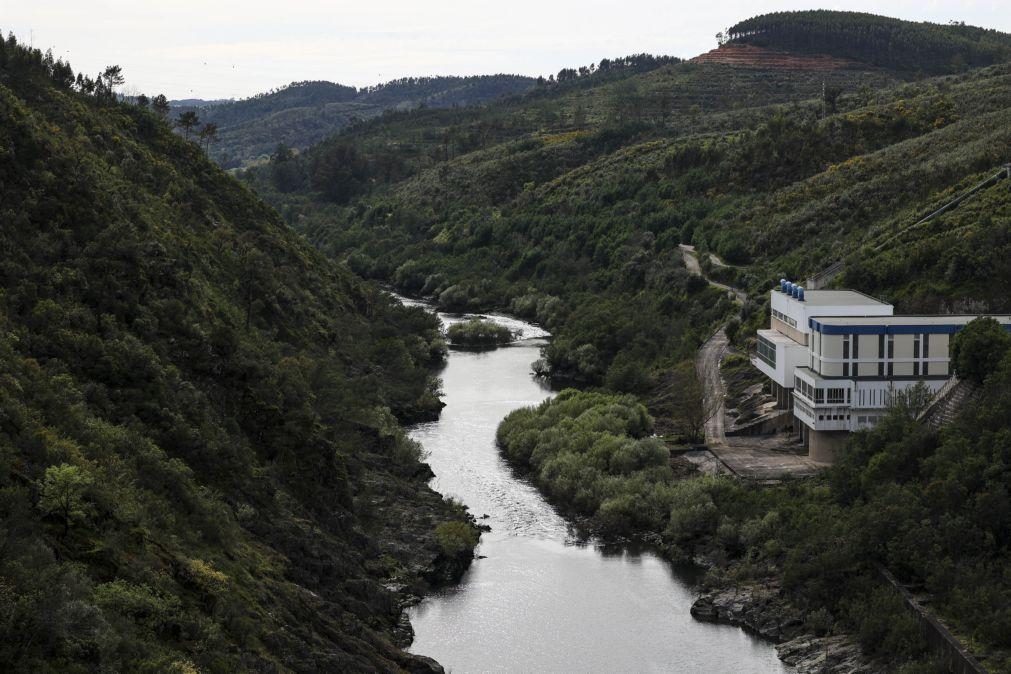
[815,315,1011,325]
[793,367,840,386]
[787,289,890,307]
[811,315,1011,335]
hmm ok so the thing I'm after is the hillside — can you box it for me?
[0,38,474,672]
[174,76,537,168]
[692,43,862,70]
[726,10,1011,74]
[244,30,999,389]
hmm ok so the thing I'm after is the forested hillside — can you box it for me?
[243,12,1011,398]
[174,75,537,168]
[0,36,474,672]
[726,10,1011,74]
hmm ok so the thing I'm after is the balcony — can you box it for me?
[793,367,853,408]
[792,394,853,431]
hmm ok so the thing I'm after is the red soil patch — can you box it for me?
[691,43,861,70]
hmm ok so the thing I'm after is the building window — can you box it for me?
[757,336,776,368]
[878,334,885,377]
[827,388,846,404]
[772,309,797,328]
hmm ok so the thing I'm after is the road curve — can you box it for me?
[678,244,747,303]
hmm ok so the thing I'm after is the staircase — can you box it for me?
[917,377,981,430]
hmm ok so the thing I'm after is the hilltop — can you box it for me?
[173,75,537,168]
[725,10,1011,74]
[0,36,474,671]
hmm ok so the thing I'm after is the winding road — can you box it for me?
[680,244,824,478]
[681,243,743,447]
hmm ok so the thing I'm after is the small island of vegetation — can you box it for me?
[446,318,517,346]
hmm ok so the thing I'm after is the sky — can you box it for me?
[2,0,1009,101]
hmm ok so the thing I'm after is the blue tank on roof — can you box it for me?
[779,279,787,292]
[798,287,805,301]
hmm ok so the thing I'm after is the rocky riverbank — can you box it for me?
[691,584,884,673]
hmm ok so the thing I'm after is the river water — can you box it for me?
[404,304,789,673]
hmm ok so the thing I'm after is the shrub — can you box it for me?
[951,316,1011,384]
[446,318,515,346]
[434,521,479,558]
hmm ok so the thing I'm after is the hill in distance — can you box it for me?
[724,10,1011,74]
[173,75,537,168]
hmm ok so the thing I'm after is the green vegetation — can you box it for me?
[951,316,1011,384]
[728,10,1011,74]
[497,390,665,534]
[500,367,1011,669]
[0,35,477,672]
[241,14,1011,398]
[231,10,1011,666]
[174,75,537,168]
[11,5,1011,668]
[435,520,481,557]
[446,318,515,346]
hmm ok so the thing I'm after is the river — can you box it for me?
[404,303,790,673]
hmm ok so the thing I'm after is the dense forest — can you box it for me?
[727,10,1011,74]
[173,75,537,168]
[0,34,476,672]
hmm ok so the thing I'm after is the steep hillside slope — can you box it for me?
[175,76,536,168]
[0,37,471,672]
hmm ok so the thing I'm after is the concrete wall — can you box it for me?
[857,335,878,377]
[772,317,807,345]
[808,430,849,463]
[878,566,988,674]
[893,335,915,376]
[927,334,951,376]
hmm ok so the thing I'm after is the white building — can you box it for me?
[752,280,1011,462]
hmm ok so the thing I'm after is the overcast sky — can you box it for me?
[3,1,1009,100]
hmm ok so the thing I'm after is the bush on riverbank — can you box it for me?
[446,318,516,346]
[495,382,1011,669]
[498,389,698,536]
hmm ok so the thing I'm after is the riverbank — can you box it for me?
[400,301,789,672]
[396,297,861,673]
[692,585,883,673]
